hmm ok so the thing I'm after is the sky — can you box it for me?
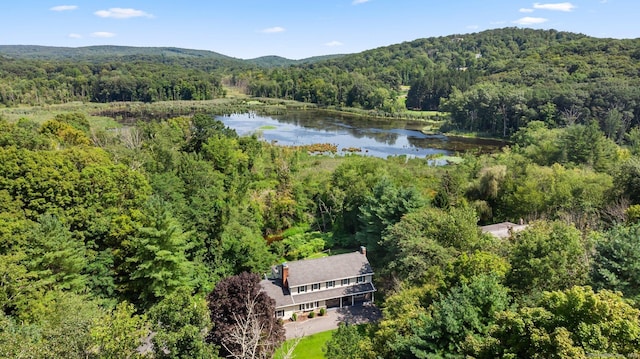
[0,1,638,60]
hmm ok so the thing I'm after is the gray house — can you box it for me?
[480,221,528,239]
[260,247,375,320]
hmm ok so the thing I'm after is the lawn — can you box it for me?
[274,329,335,359]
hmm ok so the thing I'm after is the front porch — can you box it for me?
[325,292,374,309]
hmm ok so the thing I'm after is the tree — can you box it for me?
[324,323,369,359]
[590,223,640,301]
[380,206,485,285]
[613,157,640,204]
[481,286,640,358]
[122,196,194,307]
[184,114,237,153]
[90,302,151,359]
[149,289,217,358]
[406,274,510,358]
[560,121,618,172]
[507,221,588,300]
[206,272,284,359]
[27,214,87,292]
[330,157,387,238]
[355,177,424,263]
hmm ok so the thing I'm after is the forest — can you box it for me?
[1,27,640,358]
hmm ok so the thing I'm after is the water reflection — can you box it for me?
[217,111,504,159]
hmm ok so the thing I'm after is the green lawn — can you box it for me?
[274,329,335,359]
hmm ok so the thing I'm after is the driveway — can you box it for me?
[284,304,382,339]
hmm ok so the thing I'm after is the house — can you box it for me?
[480,221,528,239]
[260,246,375,320]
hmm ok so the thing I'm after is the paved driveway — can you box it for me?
[284,304,381,339]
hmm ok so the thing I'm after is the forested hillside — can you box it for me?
[4,28,640,141]
[243,28,640,138]
[3,27,640,358]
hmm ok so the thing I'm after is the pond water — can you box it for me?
[217,111,505,159]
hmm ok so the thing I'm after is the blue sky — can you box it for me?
[0,1,637,59]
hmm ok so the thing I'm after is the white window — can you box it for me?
[341,278,350,286]
[298,285,307,293]
[356,276,365,283]
[299,302,319,311]
[312,283,320,291]
[326,280,335,288]
[276,310,284,318]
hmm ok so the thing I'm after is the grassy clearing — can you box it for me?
[274,330,335,359]
[1,97,451,131]
[222,85,249,99]
[258,125,277,130]
[0,102,121,130]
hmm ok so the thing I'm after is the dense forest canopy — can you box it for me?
[3,27,640,358]
[3,28,640,139]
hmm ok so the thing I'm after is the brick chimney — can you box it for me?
[281,263,289,288]
[360,246,366,256]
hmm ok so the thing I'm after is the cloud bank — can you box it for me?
[91,32,116,38]
[533,2,576,12]
[513,17,549,25]
[95,8,154,19]
[325,41,343,47]
[261,26,285,33]
[353,0,371,4]
[50,5,78,12]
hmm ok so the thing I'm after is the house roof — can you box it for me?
[260,278,294,308]
[284,251,373,288]
[480,222,528,239]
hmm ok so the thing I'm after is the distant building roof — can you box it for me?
[480,221,528,239]
[285,251,373,288]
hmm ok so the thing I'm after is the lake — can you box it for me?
[217,111,504,159]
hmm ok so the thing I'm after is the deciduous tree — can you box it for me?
[206,272,284,359]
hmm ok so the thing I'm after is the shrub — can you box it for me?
[291,313,297,322]
[319,308,326,316]
[308,311,315,318]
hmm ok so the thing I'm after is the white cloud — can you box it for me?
[68,33,82,39]
[261,26,285,33]
[325,41,344,47]
[94,8,154,19]
[467,25,479,30]
[519,8,534,13]
[533,2,576,12]
[490,20,507,25]
[91,32,116,38]
[513,16,549,25]
[352,0,371,4]
[50,5,78,11]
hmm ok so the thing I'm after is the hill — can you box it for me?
[2,28,640,139]
[0,45,345,66]
[246,54,347,67]
[0,45,239,61]
[241,27,640,137]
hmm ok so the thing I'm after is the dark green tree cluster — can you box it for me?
[0,56,225,105]
[323,115,640,358]
[0,111,303,357]
[234,28,640,138]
